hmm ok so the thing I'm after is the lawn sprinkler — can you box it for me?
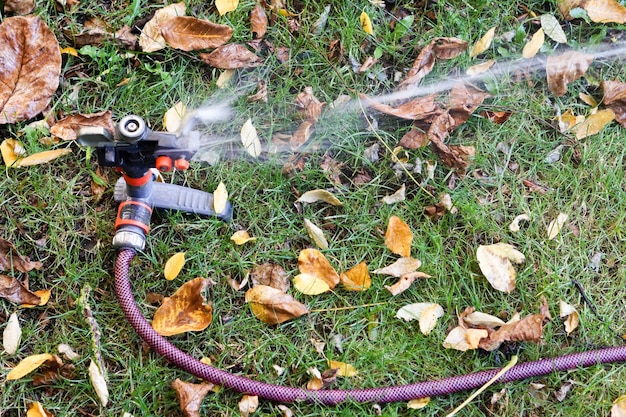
[79,116,626,406]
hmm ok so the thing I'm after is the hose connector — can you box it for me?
[112,200,153,251]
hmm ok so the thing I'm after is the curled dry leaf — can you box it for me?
[0,16,61,124]
[603,80,626,127]
[340,261,371,291]
[382,184,406,205]
[151,278,213,336]
[62,18,137,49]
[373,257,422,277]
[303,219,328,250]
[547,212,568,240]
[160,17,233,51]
[0,238,42,272]
[509,214,531,232]
[3,312,21,354]
[250,263,290,292]
[384,271,430,296]
[470,26,496,58]
[0,275,43,305]
[164,252,186,281]
[139,2,186,53]
[57,343,80,361]
[612,394,626,417]
[231,230,256,245]
[7,353,53,380]
[463,311,505,327]
[50,111,114,141]
[4,0,35,14]
[245,285,308,324]
[476,243,525,293]
[297,189,343,206]
[172,378,214,417]
[327,360,358,377]
[289,120,315,148]
[559,300,579,335]
[200,44,262,69]
[239,394,258,417]
[466,59,495,76]
[359,93,440,121]
[295,86,326,123]
[546,51,593,97]
[298,248,340,289]
[385,216,413,257]
[396,303,444,335]
[443,327,488,351]
[22,289,51,308]
[250,4,268,39]
[89,359,109,406]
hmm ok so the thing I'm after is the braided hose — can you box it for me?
[115,249,626,404]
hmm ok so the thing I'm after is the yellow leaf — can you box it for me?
[476,243,525,293]
[443,327,487,351]
[213,181,228,214]
[559,300,579,335]
[585,0,626,23]
[359,11,374,35]
[463,311,506,327]
[163,102,187,133]
[547,212,568,240]
[241,118,262,158]
[6,353,53,380]
[14,148,72,167]
[1,138,24,166]
[384,215,413,257]
[340,261,371,291]
[303,219,328,250]
[216,0,239,16]
[26,402,54,417]
[293,273,331,295]
[407,397,430,409]
[573,109,615,139]
[297,189,343,206]
[151,278,213,336]
[522,28,544,59]
[230,230,257,245]
[298,248,340,289]
[245,285,309,324]
[60,46,79,56]
[216,69,236,88]
[164,252,186,281]
[327,360,358,377]
[470,26,496,58]
[466,59,495,76]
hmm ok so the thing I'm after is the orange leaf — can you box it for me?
[384,216,413,257]
[327,360,358,377]
[160,17,234,51]
[172,378,214,417]
[384,271,430,296]
[230,230,257,245]
[26,402,54,417]
[573,109,615,139]
[470,26,495,58]
[298,248,340,289]
[585,0,626,23]
[151,278,213,336]
[340,262,371,291]
[245,285,308,324]
[139,2,186,53]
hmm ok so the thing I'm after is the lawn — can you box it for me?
[2,0,626,416]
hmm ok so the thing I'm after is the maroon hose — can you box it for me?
[115,249,626,404]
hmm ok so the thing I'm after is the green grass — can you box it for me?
[2,0,626,416]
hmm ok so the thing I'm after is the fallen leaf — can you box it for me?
[247,80,268,103]
[463,311,506,327]
[554,380,574,402]
[199,44,262,69]
[245,285,308,324]
[382,184,406,204]
[384,271,429,296]
[546,51,593,96]
[540,14,567,43]
[0,16,61,124]
[4,0,34,14]
[573,109,615,139]
[585,0,626,23]
[470,26,496,58]
[26,402,53,417]
[480,110,512,124]
[297,189,343,206]
[231,230,257,245]
[250,263,290,292]
[522,28,544,59]
[547,212,568,240]
[340,262,371,291]
[407,397,430,409]
[603,80,626,127]
[216,69,236,88]
[399,123,429,148]
[443,326,488,351]
[298,248,340,289]
[295,87,326,123]
[289,120,315,148]
[250,4,268,39]
[216,0,239,15]
[3,312,21,354]
[396,303,444,335]
[476,243,525,293]
[57,343,80,361]
[22,289,51,307]
[50,111,114,141]
[213,181,228,214]
[227,274,248,291]
[10,148,72,167]
[164,252,186,281]
[509,214,531,232]
[559,300,579,335]
[160,17,233,51]
[385,216,413,257]
[373,257,422,277]
[360,11,374,35]
[139,2,186,53]
[7,353,53,380]
[293,273,331,295]
[151,278,213,336]
[303,219,329,250]
[240,118,262,158]
[612,395,626,417]
[0,238,43,272]
[466,59,495,76]
[172,378,214,417]
[328,360,358,377]
[88,359,109,406]
[277,404,293,417]
[0,275,42,305]
[164,102,187,133]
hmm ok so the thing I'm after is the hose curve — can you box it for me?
[114,249,626,404]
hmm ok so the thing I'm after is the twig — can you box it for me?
[310,302,388,313]
[571,279,602,321]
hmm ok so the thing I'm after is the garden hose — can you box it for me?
[115,248,626,405]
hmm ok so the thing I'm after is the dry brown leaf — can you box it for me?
[50,111,114,141]
[139,2,186,52]
[151,278,213,336]
[399,123,429,148]
[382,184,406,205]
[251,4,268,39]
[22,289,51,307]
[359,93,440,121]
[199,44,262,69]
[26,402,54,417]
[573,109,615,139]
[602,80,626,127]
[585,0,626,23]
[476,243,525,293]
[4,0,35,14]
[384,271,430,296]
[297,189,343,206]
[385,215,413,257]
[164,252,186,281]
[295,86,326,123]
[509,213,531,233]
[559,300,579,335]
[373,257,422,277]
[0,275,42,305]
[0,16,61,124]
[7,353,54,380]
[160,17,233,51]
[298,248,340,289]
[172,378,214,417]
[522,28,544,59]
[62,18,136,48]
[245,285,308,324]
[327,360,358,377]
[250,263,290,292]
[247,80,268,103]
[0,238,43,273]
[289,120,315,148]
[230,230,257,245]
[546,51,593,97]
[303,219,328,250]
[470,27,496,58]
[340,261,371,291]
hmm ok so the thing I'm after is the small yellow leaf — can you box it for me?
[164,252,186,281]
[26,402,53,417]
[231,230,257,245]
[470,26,496,58]
[327,360,358,377]
[559,300,579,335]
[359,11,374,35]
[1,138,24,166]
[585,0,626,23]
[573,109,615,139]
[14,148,72,167]
[213,182,228,214]
[476,243,525,293]
[340,261,371,291]
[419,303,443,335]
[463,311,506,327]
[216,69,236,88]
[303,219,328,250]
[384,216,413,257]
[522,28,544,59]
[6,353,53,380]
[297,189,343,206]
[407,397,430,409]
[22,289,51,308]
[547,212,568,240]
[579,93,598,107]
[298,248,340,289]
[293,273,331,295]
[60,46,79,56]
[466,59,495,76]
[216,0,239,16]
[163,102,187,133]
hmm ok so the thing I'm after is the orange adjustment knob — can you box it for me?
[156,156,173,172]
[174,158,190,171]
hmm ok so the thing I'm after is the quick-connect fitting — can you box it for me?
[112,200,152,251]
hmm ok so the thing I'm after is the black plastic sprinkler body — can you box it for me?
[80,116,626,405]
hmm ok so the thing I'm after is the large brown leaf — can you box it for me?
[245,285,309,324]
[0,238,42,272]
[199,44,262,69]
[151,278,213,336]
[250,4,268,39]
[3,0,34,14]
[359,93,441,121]
[0,16,61,124]
[603,80,626,127]
[0,275,42,305]
[546,51,593,96]
[172,378,214,417]
[50,111,115,141]
[160,17,234,51]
